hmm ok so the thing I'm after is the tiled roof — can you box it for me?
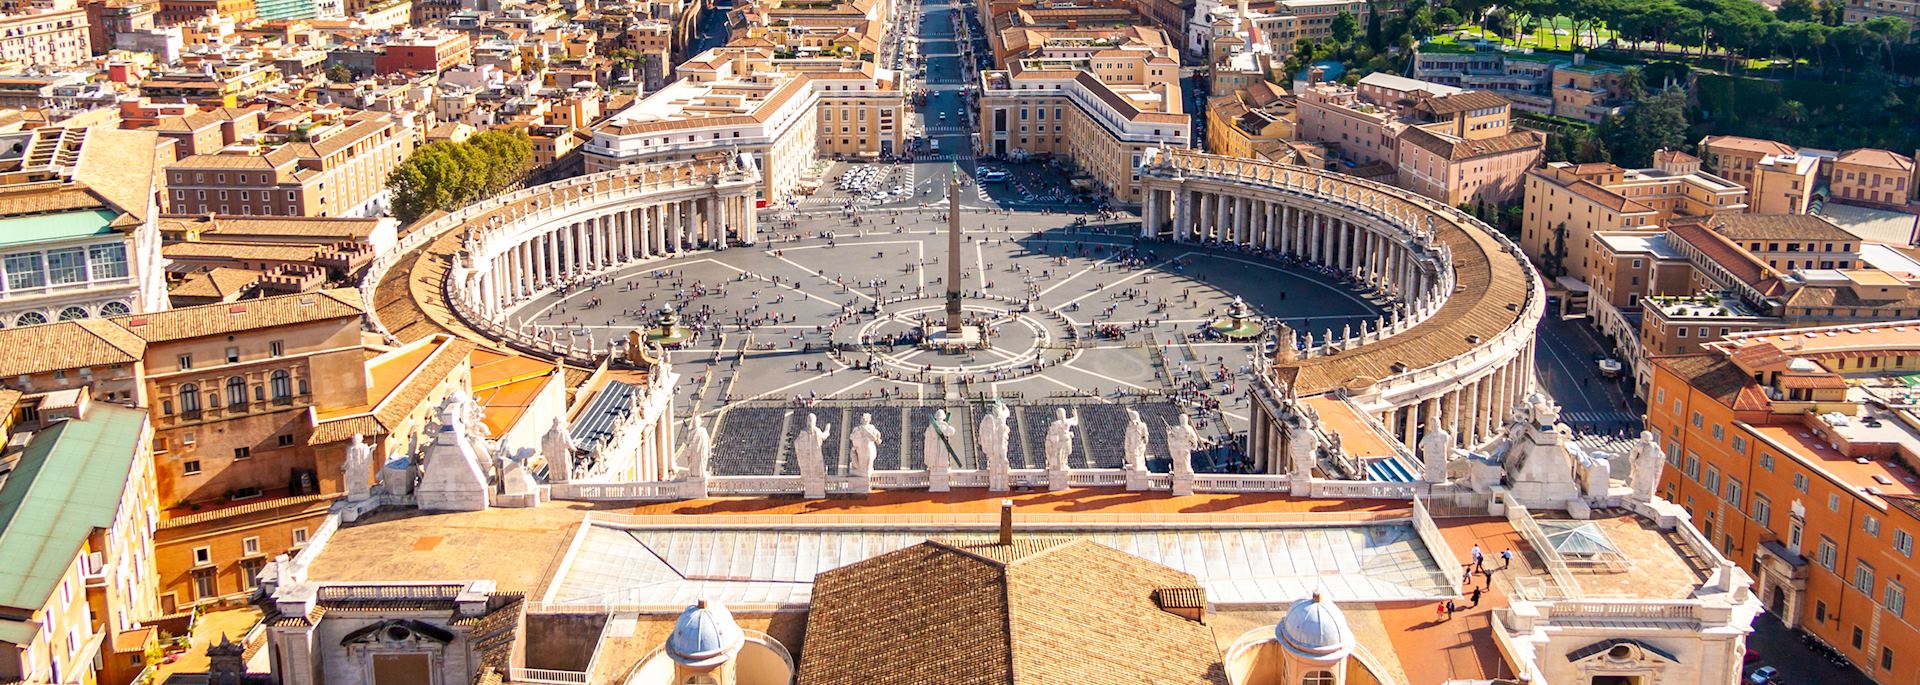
[796,538,1227,685]
[1666,220,1781,296]
[111,288,365,342]
[1653,353,1766,411]
[1704,213,1854,243]
[1783,283,1920,310]
[169,267,263,300]
[1700,135,1794,157]
[1836,148,1913,172]
[0,318,147,376]
[1412,90,1509,115]
[1399,126,1543,161]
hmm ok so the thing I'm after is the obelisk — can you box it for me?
[945,162,964,335]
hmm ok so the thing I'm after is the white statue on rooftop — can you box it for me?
[1168,413,1198,496]
[981,401,1012,491]
[1044,407,1079,491]
[343,433,373,502]
[1122,408,1150,473]
[1630,430,1663,503]
[542,417,574,483]
[925,409,956,491]
[849,413,882,492]
[676,415,712,480]
[795,413,831,499]
[1418,416,1451,484]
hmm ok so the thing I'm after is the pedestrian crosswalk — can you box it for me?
[1560,411,1643,427]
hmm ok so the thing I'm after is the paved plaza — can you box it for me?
[514,203,1384,471]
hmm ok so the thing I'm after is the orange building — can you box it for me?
[1650,323,1920,681]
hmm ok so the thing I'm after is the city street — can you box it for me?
[1533,314,1643,437]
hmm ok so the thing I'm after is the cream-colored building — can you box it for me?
[0,1,91,70]
[0,396,158,685]
[1520,154,1747,283]
[1832,147,1915,209]
[164,110,414,219]
[1748,151,1819,215]
[587,47,903,205]
[0,126,170,329]
[975,42,1188,203]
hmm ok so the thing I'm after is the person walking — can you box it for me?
[1470,586,1483,608]
[1500,548,1514,570]
[1470,544,1484,571]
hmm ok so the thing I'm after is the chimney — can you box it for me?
[999,499,1014,545]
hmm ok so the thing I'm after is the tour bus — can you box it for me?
[977,167,1009,182]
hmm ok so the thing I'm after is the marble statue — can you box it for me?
[850,413,883,478]
[343,433,373,502]
[542,418,574,483]
[1168,413,1198,496]
[416,404,491,512]
[1418,416,1452,484]
[1043,408,1080,471]
[1285,417,1316,480]
[795,413,832,498]
[925,409,956,491]
[1122,408,1150,473]
[1629,430,1663,503]
[675,415,712,479]
[1576,449,1610,501]
[981,401,1012,491]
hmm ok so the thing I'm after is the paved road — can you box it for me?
[1534,314,1644,437]
[1744,613,1877,685]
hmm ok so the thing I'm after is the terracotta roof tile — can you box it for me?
[111,288,364,342]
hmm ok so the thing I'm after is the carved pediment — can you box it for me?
[341,619,457,647]
[1567,638,1677,666]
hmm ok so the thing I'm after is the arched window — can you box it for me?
[99,301,130,316]
[1302,671,1335,685]
[57,306,88,320]
[226,377,246,409]
[179,383,201,413]
[14,312,46,327]
[270,370,292,401]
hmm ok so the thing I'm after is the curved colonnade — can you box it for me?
[417,158,761,361]
[1136,149,1544,461]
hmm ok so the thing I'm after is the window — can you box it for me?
[1853,626,1865,649]
[1817,536,1838,570]
[1703,466,1720,494]
[1888,581,1906,618]
[178,354,192,371]
[1760,452,1775,471]
[1725,478,1741,506]
[233,446,250,460]
[269,340,284,357]
[292,528,309,547]
[1830,493,1842,512]
[1712,424,1725,441]
[271,370,291,401]
[242,537,260,556]
[1731,436,1747,453]
[240,558,265,591]
[1794,472,1809,492]
[193,546,212,565]
[226,376,245,409]
[1865,515,1881,537]
[1754,494,1771,527]
[46,248,85,284]
[5,252,44,290]
[1684,452,1700,479]
[1856,561,1876,595]
[192,568,217,600]
[225,346,239,363]
[278,434,294,447]
[183,459,201,475]
[1816,599,1828,622]
[1691,411,1703,427]
[1897,529,1914,556]
[1302,672,1335,685]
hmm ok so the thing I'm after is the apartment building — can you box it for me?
[1750,152,1820,215]
[140,105,264,156]
[1204,80,1304,163]
[1392,90,1544,206]
[0,396,158,685]
[83,0,154,54]
[1649,323,1920,682]
[373,29,471,74]
[1188,0,1368,59]
[0,1,91,69]
[587,47,905,203]
[156,0,251,23]
[1520,153,1747,283]
[165,110,414,218]
[1294,79,1403,167]
[138,62,283,108]
[1832,148,1915,210]
[0,126,170,329]
[1844,0,1918,24]
[976,42,1188,202]
[1412,42,1629,123]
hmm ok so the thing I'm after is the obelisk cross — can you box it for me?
[945,162,964,335]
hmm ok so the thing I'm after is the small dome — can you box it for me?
[666,600,744,668]
[1276,591,1353,662]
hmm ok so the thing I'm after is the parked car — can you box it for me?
[1747,665,1779,684]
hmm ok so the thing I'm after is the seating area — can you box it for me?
[709,407,792,476]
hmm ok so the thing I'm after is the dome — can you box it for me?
[666,600,745,668]
[1276,591,1353,662]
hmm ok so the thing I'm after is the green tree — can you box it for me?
[1776,0,1817,23]
[1600,86,1690,166]
[1331,10,1360,44]
[326,64,353,82]
[387,130,534,224]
